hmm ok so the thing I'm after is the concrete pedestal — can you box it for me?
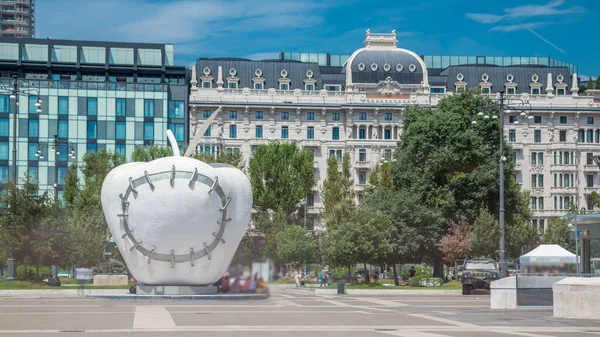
[553,277,600,320]
[93,274,128,286]
[136,285,218,295]
[490,276,516,309]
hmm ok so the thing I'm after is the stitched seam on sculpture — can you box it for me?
[118,169,230,265]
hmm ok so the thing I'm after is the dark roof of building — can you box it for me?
[344,49,425,85]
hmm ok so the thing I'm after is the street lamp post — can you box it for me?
[473,91,533,278]
[35,135,76,199]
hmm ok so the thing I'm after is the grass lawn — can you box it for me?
[0,279,134,290]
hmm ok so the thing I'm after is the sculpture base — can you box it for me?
[136,285,218,296]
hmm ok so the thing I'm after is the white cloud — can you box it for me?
[490,22,549,32]
[466,0,585,24]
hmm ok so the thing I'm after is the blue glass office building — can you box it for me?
[0,37,188,199]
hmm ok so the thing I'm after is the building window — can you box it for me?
[203,110,212,118]
[539,197,544,210]
[384,129,391,139]
[202,81,212,88]
[430,87,445,94]
[143,122,154,140]
[329,149,342,162]
[587,153,594,165]
[507,88,516,95]
[58,97,69,115]
[588,117,594,125]
[28,96,38,114]
[307,127,315,139]
[144,99,154,117]
[384,113,392,121]
[325,85,341,91]
[228,82,238,89]
[116,98,126,117]
[254,83,264,90]
[229,125,237,138]
[306,194,315,207]
[587,129,594,143]
[332,127,339,140]
[168,124,184,142]
[58,120,68,138]
[359,149,367,162]
[116,122,126,140]
[168,101,185,118]
[531,197,537,210]
[596,130,600,143]
[281,126,289,139]
[0,142,8,160]
[559,130,567,142]
[588,197,595,211]
[557,89,565,95]
[203,125,211,137]
[531,88,540,95]
[255,126,263,139]
[0,166,7,183]
[28,119,39,137]
[87,121,97,139]
[87,144,97,153]
[115,144,126,156]
[587,174,594,188]
[279,83,289,90]
[86,97,97,116]
[28,166,38,183]
[578,129,585,142]
[534,130,541,143]
[481,87,490,94]
[358,171,367,184]
[359,112,367,120]
[559,116,567,124]
[508,130,516,142]
[359,128,366,139]
[332,113,340,121]
[255,111,263,120]
[533,116,542,123]
[229,111,237,119]
[28,142,38,160]
[509,116,517,124]
[305,84,315,91]
[306,112,315,121]
[281,112,289,120]
[0,118,7,137]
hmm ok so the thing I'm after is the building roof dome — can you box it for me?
[343,30,429,88]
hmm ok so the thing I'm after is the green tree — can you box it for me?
[231,234,262,266]
[131,145,172,162]
[579,85,588,94]
[366,160,392,194]
[588,78,594,90]
[275,225,318,272]
[63,161,80,206]
[596,76,600,90]
[248,142,315,215]
[542,218,575,253]
[387,90,531,276]
[321,152,354,229]
[439,217,472,280]
[322,204,394,274]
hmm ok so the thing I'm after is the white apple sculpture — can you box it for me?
[100,130,252,286]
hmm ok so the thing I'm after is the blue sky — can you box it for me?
[37,0,599,79]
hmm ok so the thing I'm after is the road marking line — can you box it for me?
[432,311,456,316]
[376,330,450,337]
[407,314,478,328]
[355,298,410,307]
[133,305,176,329]
[319,299,396,312]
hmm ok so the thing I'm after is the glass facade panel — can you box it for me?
[168,123,185,142]
[0,142,8,160]
[0,43,18,60]
[28,95,38,113]
[81,46,105,63]
[0,166,7,183]
[168,101,185,118]
[51,45,77,63]
[143,122,154,140]
[115,144,126,156]
[137,49,162,66]
[87,121,97,139]
[109,47,134,65]
[28,119,38,137]
[87,144,97,153]
[116,98,126,116]
[116,122,126,140]
[87,98,97,115]
[28,142,38,160]
[0,95,9,112]
[58,97,69,115]
[23,44,49,62]
[0,118,8,137]
[28,166,38,183]
[58,120,68,138]
[144,99,154,117]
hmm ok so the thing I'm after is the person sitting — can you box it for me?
[220,275,231,293]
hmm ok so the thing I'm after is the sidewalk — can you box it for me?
[0,288,129,298]
[281,286,460,296]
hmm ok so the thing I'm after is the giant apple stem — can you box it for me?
[166,129,180,157]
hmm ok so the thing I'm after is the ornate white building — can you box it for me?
[188,30,600,233]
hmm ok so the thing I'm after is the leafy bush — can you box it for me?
[410,276,443,287]
[16,265,52,281]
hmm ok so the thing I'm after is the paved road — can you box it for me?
[0,288,599,337]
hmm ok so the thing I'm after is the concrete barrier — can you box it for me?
[93,274,128,286]
[490,276,516,309]
[553,277,600,320]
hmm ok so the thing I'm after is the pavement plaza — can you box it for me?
[0,289,599,337]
